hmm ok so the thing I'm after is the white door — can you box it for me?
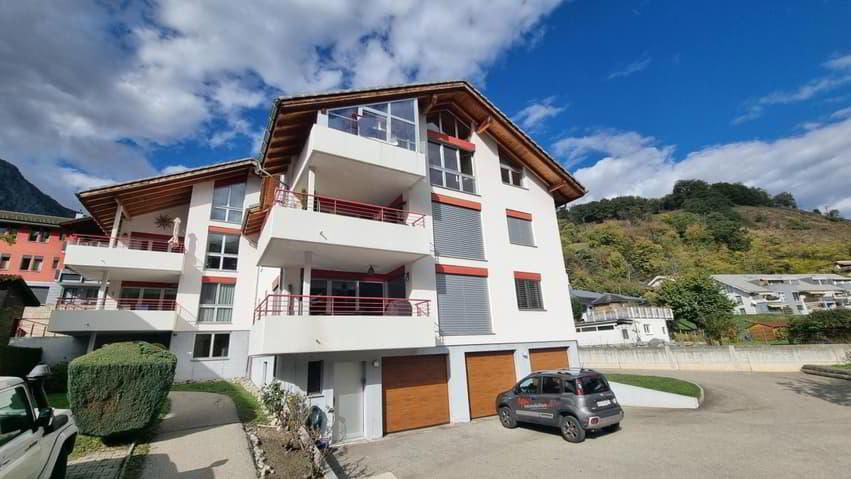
[0,386,44,478]
[333,361,364,442]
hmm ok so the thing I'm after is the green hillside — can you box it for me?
[561,204,851,297]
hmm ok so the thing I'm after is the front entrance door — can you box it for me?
[333,361,364,442]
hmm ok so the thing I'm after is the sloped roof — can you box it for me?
[258,80,586,206]
[0,210,73,227]
[77,158,256,232]
[591,293,642,306]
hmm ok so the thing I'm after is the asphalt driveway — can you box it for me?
[333,371,851,479]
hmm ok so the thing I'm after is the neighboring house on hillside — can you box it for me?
[712,274,851,315]
[0,275,40,345]
[835,260,851,274]
[746,318,790,342]
[646,275,672,289]
[571,289,672,346]
[46,81,587,443]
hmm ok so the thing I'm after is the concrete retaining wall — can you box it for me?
[580,344,851,372]
[9,336,88,365]
[609,382,699,409]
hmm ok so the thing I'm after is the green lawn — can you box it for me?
[833,363,851,369]
[48,392,170,461]
[605,373,702,398]
[171,380,267,426]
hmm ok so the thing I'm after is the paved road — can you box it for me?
[335,371,851,479]
[141,392,255,478]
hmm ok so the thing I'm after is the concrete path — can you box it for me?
[140,392,255,479]
[336,371,851,478]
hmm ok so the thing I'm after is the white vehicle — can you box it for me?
[0,366,77,479]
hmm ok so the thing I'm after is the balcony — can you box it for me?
[63,235,184,282]
[257,190,431,271]
[582,306,674,323]
[250,294,435,354]
[49,298,177,334]
[293,123,425,205]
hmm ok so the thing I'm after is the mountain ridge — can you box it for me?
[0,158,76,217]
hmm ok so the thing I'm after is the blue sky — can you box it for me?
[1,1,850,214]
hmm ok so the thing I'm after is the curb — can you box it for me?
[801,365,851,381]
[696,383,705,407]
[117,441,137,479]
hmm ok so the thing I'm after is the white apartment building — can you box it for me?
[713,274,851,315]
[572,291,673,346]
[48,81,586,442]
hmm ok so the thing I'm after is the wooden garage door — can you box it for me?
[382,355,450,434]
[530,347,569,372]
[465,351,516,418]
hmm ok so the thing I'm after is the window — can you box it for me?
[507,216,534,246]
[598,325,614,331]
[193,333,230,359]
[515,278,543,310]
[735,295,743,305]
[516,376,540,395]
[426,110,471,139]
[51,257,60,270]
[739,308,746,315]
[792,292,801,302]
[621,329,629,339]
[211,182,246,224]
[119,286,176,310]
[431,202,485,260]
[435,273,492,336]
[59,271,83,283]
[307,361,323,395]
[205,233,239,270]
[199,283,235,323]
[19,255,42,272]
[328,99,417,151]
[541,376,561,394]
[428,142,475,193]
[27,228,49,242]
[0,386,34,448]
[643,324,651,334]
[0,254,9,270]
[499,149,523,187]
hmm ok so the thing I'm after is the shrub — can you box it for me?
[789,310,851,344]
[0,345,42,377]
[69,342,176,437]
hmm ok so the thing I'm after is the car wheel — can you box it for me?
[560,415,586,443]
[498,406,517,429]
[50,446,69,479]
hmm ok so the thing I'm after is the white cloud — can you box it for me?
[560,117,851,217]
[606,54,652,80]
[60,168,115,191]
[513,97,566,131]
[734,53,851,124]
[0,0,564,208]
[160,165,191,175]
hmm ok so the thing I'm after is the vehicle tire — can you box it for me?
[498,406,517,429]
[560,415,586,443]
[50,446,69,479]
[604,423,621,433]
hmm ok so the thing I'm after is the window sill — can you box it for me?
[518,308,547,312]
[191,357,230,362]
[509,242,537,248]
[431,184,480,198]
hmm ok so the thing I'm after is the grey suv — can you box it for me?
[496,368,623,443]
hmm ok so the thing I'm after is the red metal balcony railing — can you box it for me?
[72,234,185,253]
[274,189,426,227]
[254,294,431,322]
[55,297,177,311]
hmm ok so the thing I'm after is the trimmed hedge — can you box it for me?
[0,345,42,377]
[789,309,851,344]
[69,342,176,437]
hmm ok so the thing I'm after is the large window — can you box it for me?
[211,182,246,224]
[500,149,523,187]
[428,142,475,194]
[199,283,235,323]
[515,278,544,310]
[436,273,492,336]
[431,202,485,260]
[27,228,49,242]
[119,286,176,310]
[507,216,535,247]
[205,233,239,271]
[328,99,417,151]
[19,255,43,272]
[193,333,230,359]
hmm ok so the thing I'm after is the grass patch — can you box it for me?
[172,380,268,426]
[832,363,851,369]
[47,392,170,461]
[605,373,702,398]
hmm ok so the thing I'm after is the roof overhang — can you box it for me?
[258,80,586,206]
[77,158,256,232]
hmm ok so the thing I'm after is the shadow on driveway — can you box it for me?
[776,375,851,406]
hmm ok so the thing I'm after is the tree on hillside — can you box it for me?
[772,192,797,209]
[656,274,736,342]
[826,209,842,221]
[704,212,751,251]
[0,232,14,245]
[710,182,773,207]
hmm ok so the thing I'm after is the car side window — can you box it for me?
[516,376,540,395]
[0,386,35,447]
[563,379,577,395]
[541,376,561,394]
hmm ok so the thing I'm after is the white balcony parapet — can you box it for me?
[582,306,674,323]
[63,234,185,280]
[49,297,178,333]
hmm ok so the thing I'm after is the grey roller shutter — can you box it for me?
[436,273,492,336]
[432,203,485,260]
[507,216,534,246]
